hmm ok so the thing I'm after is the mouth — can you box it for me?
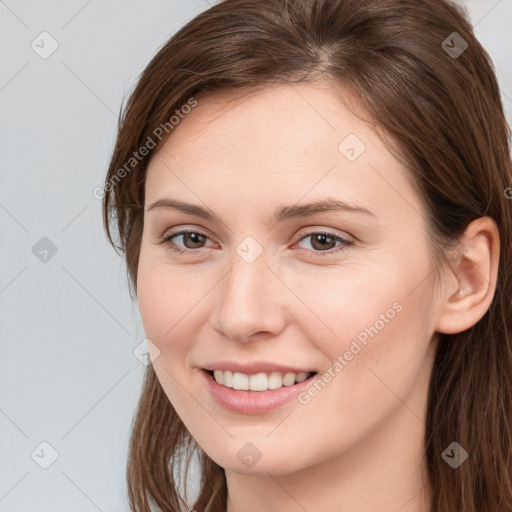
[201,367,319,414]
[203,368,318,392]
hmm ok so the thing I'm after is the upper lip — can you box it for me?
[201,361,316,375]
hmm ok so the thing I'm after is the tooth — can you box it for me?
[282,372,296,386]
[213,369,311,391]
[249,372,268,391]
[233,372,249,390]
[223,370,233,388]
[267,371,283,389]
[213,370,224,385]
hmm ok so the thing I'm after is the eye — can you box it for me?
[159,229,215,253]
[294,231,353,256]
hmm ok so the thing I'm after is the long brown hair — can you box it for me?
[102,0,512,510]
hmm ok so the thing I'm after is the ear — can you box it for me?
[435,216,500,335]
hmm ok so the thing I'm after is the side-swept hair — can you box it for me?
[102,1,512,510]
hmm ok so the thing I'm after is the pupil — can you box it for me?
[312,234,334,251]
[185,233,204,248]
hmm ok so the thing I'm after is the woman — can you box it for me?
[102,0,512,510]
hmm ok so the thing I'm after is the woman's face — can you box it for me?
[137,82,447,476]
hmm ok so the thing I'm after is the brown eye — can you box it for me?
[160,230,213,253]
[180,232,207,249]
[295,231,353,256]
[309,233,337,251]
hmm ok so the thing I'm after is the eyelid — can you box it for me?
[294,226,353,243]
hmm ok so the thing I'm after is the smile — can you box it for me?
[201,368,319,414]
[209,369,316,391]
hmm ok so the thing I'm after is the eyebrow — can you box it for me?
[145,197,376,222]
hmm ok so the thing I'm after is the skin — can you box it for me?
[136,82,499,512]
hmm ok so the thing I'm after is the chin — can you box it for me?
[203,442,310,477]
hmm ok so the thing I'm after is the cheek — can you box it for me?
[136,259,206,416]
[136,256,209,352]
[286,253,435,404]
[284,254,429,352]
[281,281,434,464]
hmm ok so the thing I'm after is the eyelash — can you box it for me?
[158,229,354,257]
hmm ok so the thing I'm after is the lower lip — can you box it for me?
[200,369,318,415]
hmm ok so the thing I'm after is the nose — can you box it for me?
[210,248,288,343]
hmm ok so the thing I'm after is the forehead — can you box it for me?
[154,82,373,162]
[144,82,423,222]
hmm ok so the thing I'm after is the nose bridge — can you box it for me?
[212,244,285,341]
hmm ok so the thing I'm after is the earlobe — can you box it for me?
[435,216,500,335]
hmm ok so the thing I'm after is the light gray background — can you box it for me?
[1,1,510,511]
